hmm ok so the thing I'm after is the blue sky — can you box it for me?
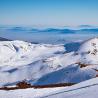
[0,0,98,27]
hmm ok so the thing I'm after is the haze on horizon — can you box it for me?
[0,0,98,27]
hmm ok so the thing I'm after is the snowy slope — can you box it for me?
[33,37,98,85]
[0,40,65,86]
[39,77,98,98]
[0,77,98,98]
[78,37,98,64]
[0,37,98,98]
[0,40,65,66]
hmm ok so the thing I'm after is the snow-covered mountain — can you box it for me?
[0,40,65,86]
[0,38,98,86]
[78,37,98,64]
[0,37,98,98]
[33,37,98,85]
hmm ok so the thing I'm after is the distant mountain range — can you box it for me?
[0,25,98,34]
[0,37,11,41]
[31,28,98,34]
[78,28,98,33]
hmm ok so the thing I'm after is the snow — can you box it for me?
[0,77,98,98]
[78,37,98,64]
[0,40,65,66]
[0,37,98,97]
[0,40,66,86]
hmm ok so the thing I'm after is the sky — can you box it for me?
[0,0,98,27]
